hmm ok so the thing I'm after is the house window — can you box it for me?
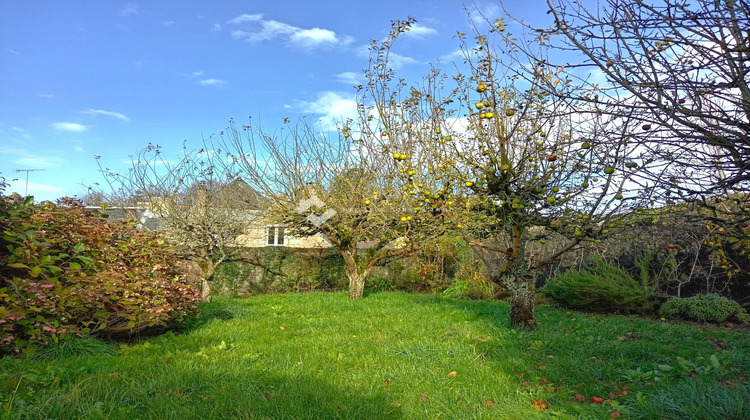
[267,226,286,246]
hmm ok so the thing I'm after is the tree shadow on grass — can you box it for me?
[144,370,402,420]
[16,363,401,420]
[410,294,750,419]
[182,296,260,332]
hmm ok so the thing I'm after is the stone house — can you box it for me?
[87,178,333,249]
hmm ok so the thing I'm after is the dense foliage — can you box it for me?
[211,247,348,296]
[543,256,658,314]
[660,294,750,325]
[0,196,201,356]
[210,237,472,297]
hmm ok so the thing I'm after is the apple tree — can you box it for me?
[357,17,655,329]
[496,0,750,290]
[520,0,750,227]
[216,117,445,299]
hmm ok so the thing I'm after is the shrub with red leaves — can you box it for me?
[0,197,201,355]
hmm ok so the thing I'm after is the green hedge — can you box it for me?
[211,238,471,297]
[212,247,347,296]
[660,294,749,324]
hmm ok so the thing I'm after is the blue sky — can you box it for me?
[0,1,557,201]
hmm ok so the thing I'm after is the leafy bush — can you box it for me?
[0,197,201,356]
[660,294,750,324]
[442,273,497,300]
[366,276,395,292]
[543,256,657,314]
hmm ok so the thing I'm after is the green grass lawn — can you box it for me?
[1,292,748,419]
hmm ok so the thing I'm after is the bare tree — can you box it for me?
[507,0,750,225]
[96,143,264,298]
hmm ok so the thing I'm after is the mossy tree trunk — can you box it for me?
[342,249,371,299]
[339,242,416,300]
[196,255,223,302]
[468,223,538,330]
[347,271,367,299]
[504,272,537,330]
[483,256,537,330]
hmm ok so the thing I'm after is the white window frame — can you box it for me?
[266,225,286,246]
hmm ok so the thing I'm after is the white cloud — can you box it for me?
[52,122,89,132]
[231,30,252,40]
[119,3,140,17]
[228,13,352,49]
[468,3,501,27]
[403,23,438,38]
[228,13,263,24]
[355,45,417,69]
[388,52,418,68]
[440,48,465,62]
[74,145,85,153]
[291,28,339,47]
[210,23,222,32]
[585,68,608,86]
[187,71,225,87]
[160,20,176,26]
[26,182,64,193]
[198,78,227,87]
[290,91,359,131]
[231,19,294,43]
[11,127,31,139]
[83,108,131,122]
[4,177,67,201]
[336,72,361,85]
[0,146,26,156]
[6,48,20,56]
[14,156,64,169]
[5,179,64,197]
[37,93,55,98]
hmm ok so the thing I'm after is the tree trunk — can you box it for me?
[341,249,373,299]
[201,279,212,302]
[347,271,366,299]
[505,273,537,330]
[175,259,207,299]
[342,250,364,299]
[198,260,218,302]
